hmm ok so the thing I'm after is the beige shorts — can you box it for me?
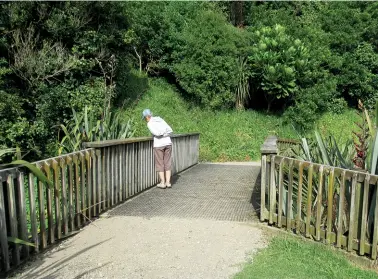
[153,145,172,172]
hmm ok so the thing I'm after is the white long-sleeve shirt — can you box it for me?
[147,116,173,148]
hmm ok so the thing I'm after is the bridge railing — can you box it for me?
[0,133,199,274]
[261,135,378,259]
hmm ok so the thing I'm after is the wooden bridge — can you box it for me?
[2,134,378,277]
[0,134,264,278]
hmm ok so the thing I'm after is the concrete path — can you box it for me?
[14,164,265,279]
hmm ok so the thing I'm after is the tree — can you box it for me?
[248,24,310,111]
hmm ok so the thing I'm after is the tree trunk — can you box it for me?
[230,1,244,27]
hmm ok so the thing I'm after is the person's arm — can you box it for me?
[147,122,164,137]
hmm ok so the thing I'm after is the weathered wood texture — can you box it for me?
[0,134,199,274]
[261,136,378,260]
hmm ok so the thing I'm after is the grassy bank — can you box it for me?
[122,79,359,162]
[235,236,378,279]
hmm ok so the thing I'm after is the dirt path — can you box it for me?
[14,216,265,279]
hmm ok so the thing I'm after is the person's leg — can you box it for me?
[164,145,172,187]
[153,147,166,188]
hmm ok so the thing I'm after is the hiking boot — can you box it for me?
[157,182,166,189]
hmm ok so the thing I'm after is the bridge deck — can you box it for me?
[15,163,263,279]
[109,163,261,222]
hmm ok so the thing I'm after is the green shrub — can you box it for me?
[163,4,248,109]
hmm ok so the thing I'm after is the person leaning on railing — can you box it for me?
[142,108,173,189]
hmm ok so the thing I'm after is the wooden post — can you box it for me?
[0,175,10,271]
[296,162,304,233]
[316,166,324,241]
[7,173,20,266]
[269,155,276,224]
[326,168,335,244]
[16,171,29,258]
[348,173,358,252]
[278,159,285,228]
[260,135,278,223]
[371,181,378,259]
[28,173,38,252]
[359,174,370,255]
[60,159,68,236]
[306,164,314,238]
[44,162,54,244]
[336,170,346,248]
[52,160,61,240]
[287,160,294,231]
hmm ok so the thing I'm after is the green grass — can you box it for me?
[235,236,378,279]
[316,109,359,144]
[121,78,360,162]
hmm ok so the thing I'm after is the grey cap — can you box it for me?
[141,108,152,120]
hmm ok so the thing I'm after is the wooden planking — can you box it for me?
[106,147,111,208]
[348,173,358,252]
[85,151,92,219]
[60,159,68,236]
[270,213,372,254]
[296,162,304,233]
[16,171,29,258]
[315,166,324,241]
[287,160,294,231]
[359,174,370,256]
[44,163,54,244]
[91,150,97,217]
[7,174,20,266]
[101,148,106,211]
[277,159,285,227]
[305,164,314,238]
[118,145,123,202]
[260,155,266,222]
[66,157,74,232]
[0,176,10,271]
[134,143,138,196]
[52,160,62,240]
[326,168,335,244]
[121,145,126,201]
[73,155,81,228]
[89,150,97,217]
[371,181,378,259]
[80,153,86,224]
[96,149,102,213]
[110,147,116,207]
[37,164,47,249]
[268,156,276,224]
[336,170,346,248]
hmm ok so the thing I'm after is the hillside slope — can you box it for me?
[122,79,359,162]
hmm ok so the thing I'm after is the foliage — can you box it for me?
[2,1,378,158]
[59,106,134,154]
[235,57,250,110]
[0,2,134,160]
[248,24,310,111]
[162,3,248,108]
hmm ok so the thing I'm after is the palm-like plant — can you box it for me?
[59,106,134,154]
[279,99,378,242]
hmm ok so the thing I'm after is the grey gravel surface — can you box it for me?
[13,163,265,279]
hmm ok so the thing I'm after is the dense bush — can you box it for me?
[2,1,378,160]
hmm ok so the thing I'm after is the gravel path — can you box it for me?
[15,216,265,279]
